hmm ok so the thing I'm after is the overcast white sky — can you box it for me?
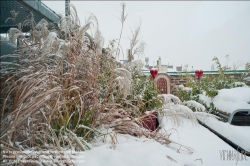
[43,1,250,71]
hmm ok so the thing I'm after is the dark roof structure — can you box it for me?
[0,0,61,33]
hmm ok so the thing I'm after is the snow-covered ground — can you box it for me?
[197,86,250,152]
[76,117,250,166]
[74,87,250,166]
[197,114,250,152]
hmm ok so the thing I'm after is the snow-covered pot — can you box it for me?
[141,112,158,131]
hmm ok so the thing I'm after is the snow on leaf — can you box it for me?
[184,100,206,112]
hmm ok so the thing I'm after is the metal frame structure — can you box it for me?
[0,0,60,33]
[216,109,250,125]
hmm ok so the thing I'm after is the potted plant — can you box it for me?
[130,73,162,131]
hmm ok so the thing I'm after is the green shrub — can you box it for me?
[176,56,246,114]
[126,65,162,115]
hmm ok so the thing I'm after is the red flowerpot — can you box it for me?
[141,112,158,131]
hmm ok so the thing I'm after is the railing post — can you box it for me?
[65,0,70,16]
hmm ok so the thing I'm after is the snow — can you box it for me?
[184,100,206,112]
[232,82,248,87]
[214,87,250,103]
[158,94,181,105]
[199,87,250,114]
[197,114,250,152]
[183,87,192,91]
[76,118,250,166]
[198,94,212,107]
[173,84,192,92]
[213,87,250,114]
[213,100,250,114]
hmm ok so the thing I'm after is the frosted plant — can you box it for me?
[23,12,35,26]
[34,19,49,40]
[5,10,19,23]
[114,68,132,98]
[164,105,198,126]
[8,28,24,44]
[115,2,128,59]
[124,60,144,74]
[93,29,104,54]
[156,94,222,129]
[157,94,198,127]
[42,32,58,55]
[158,94,181,106]
[172,84,192,92]
[183,100,206,112]
[128,22,146,62]
[1,5,106,164]
[0,3,207,164]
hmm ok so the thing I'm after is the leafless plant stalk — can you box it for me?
[115,2,128,59]
[128,21,146,62]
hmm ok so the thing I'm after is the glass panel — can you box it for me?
[231,111,250,126]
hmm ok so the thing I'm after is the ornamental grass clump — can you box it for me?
[0,3,212,165]
[1,5,105,164]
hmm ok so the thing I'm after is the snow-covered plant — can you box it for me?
[175,86,198,102]
[183,100,205,112]
[246,62,250,72]
[175,56,247,117]
[114,68,132,98]
[8,28,24,44]
[0,3,212,164]
[1,5,104,163]
[157,94,200,127]
[245,62,250,86]
[5,10,19,23]
[124,61,162,114]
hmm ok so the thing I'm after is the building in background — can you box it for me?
[176,66,182,72]
[144,56,182,72]
[144,56,177,72]
[156,56,175,72]
[211,64,215,71]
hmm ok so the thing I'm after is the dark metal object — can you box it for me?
[0,0,60,33]
[65,0,70,16]
[0,36,16,57]
[198,78,200,94]
[230,111,250,126]
[216,109,250,126]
